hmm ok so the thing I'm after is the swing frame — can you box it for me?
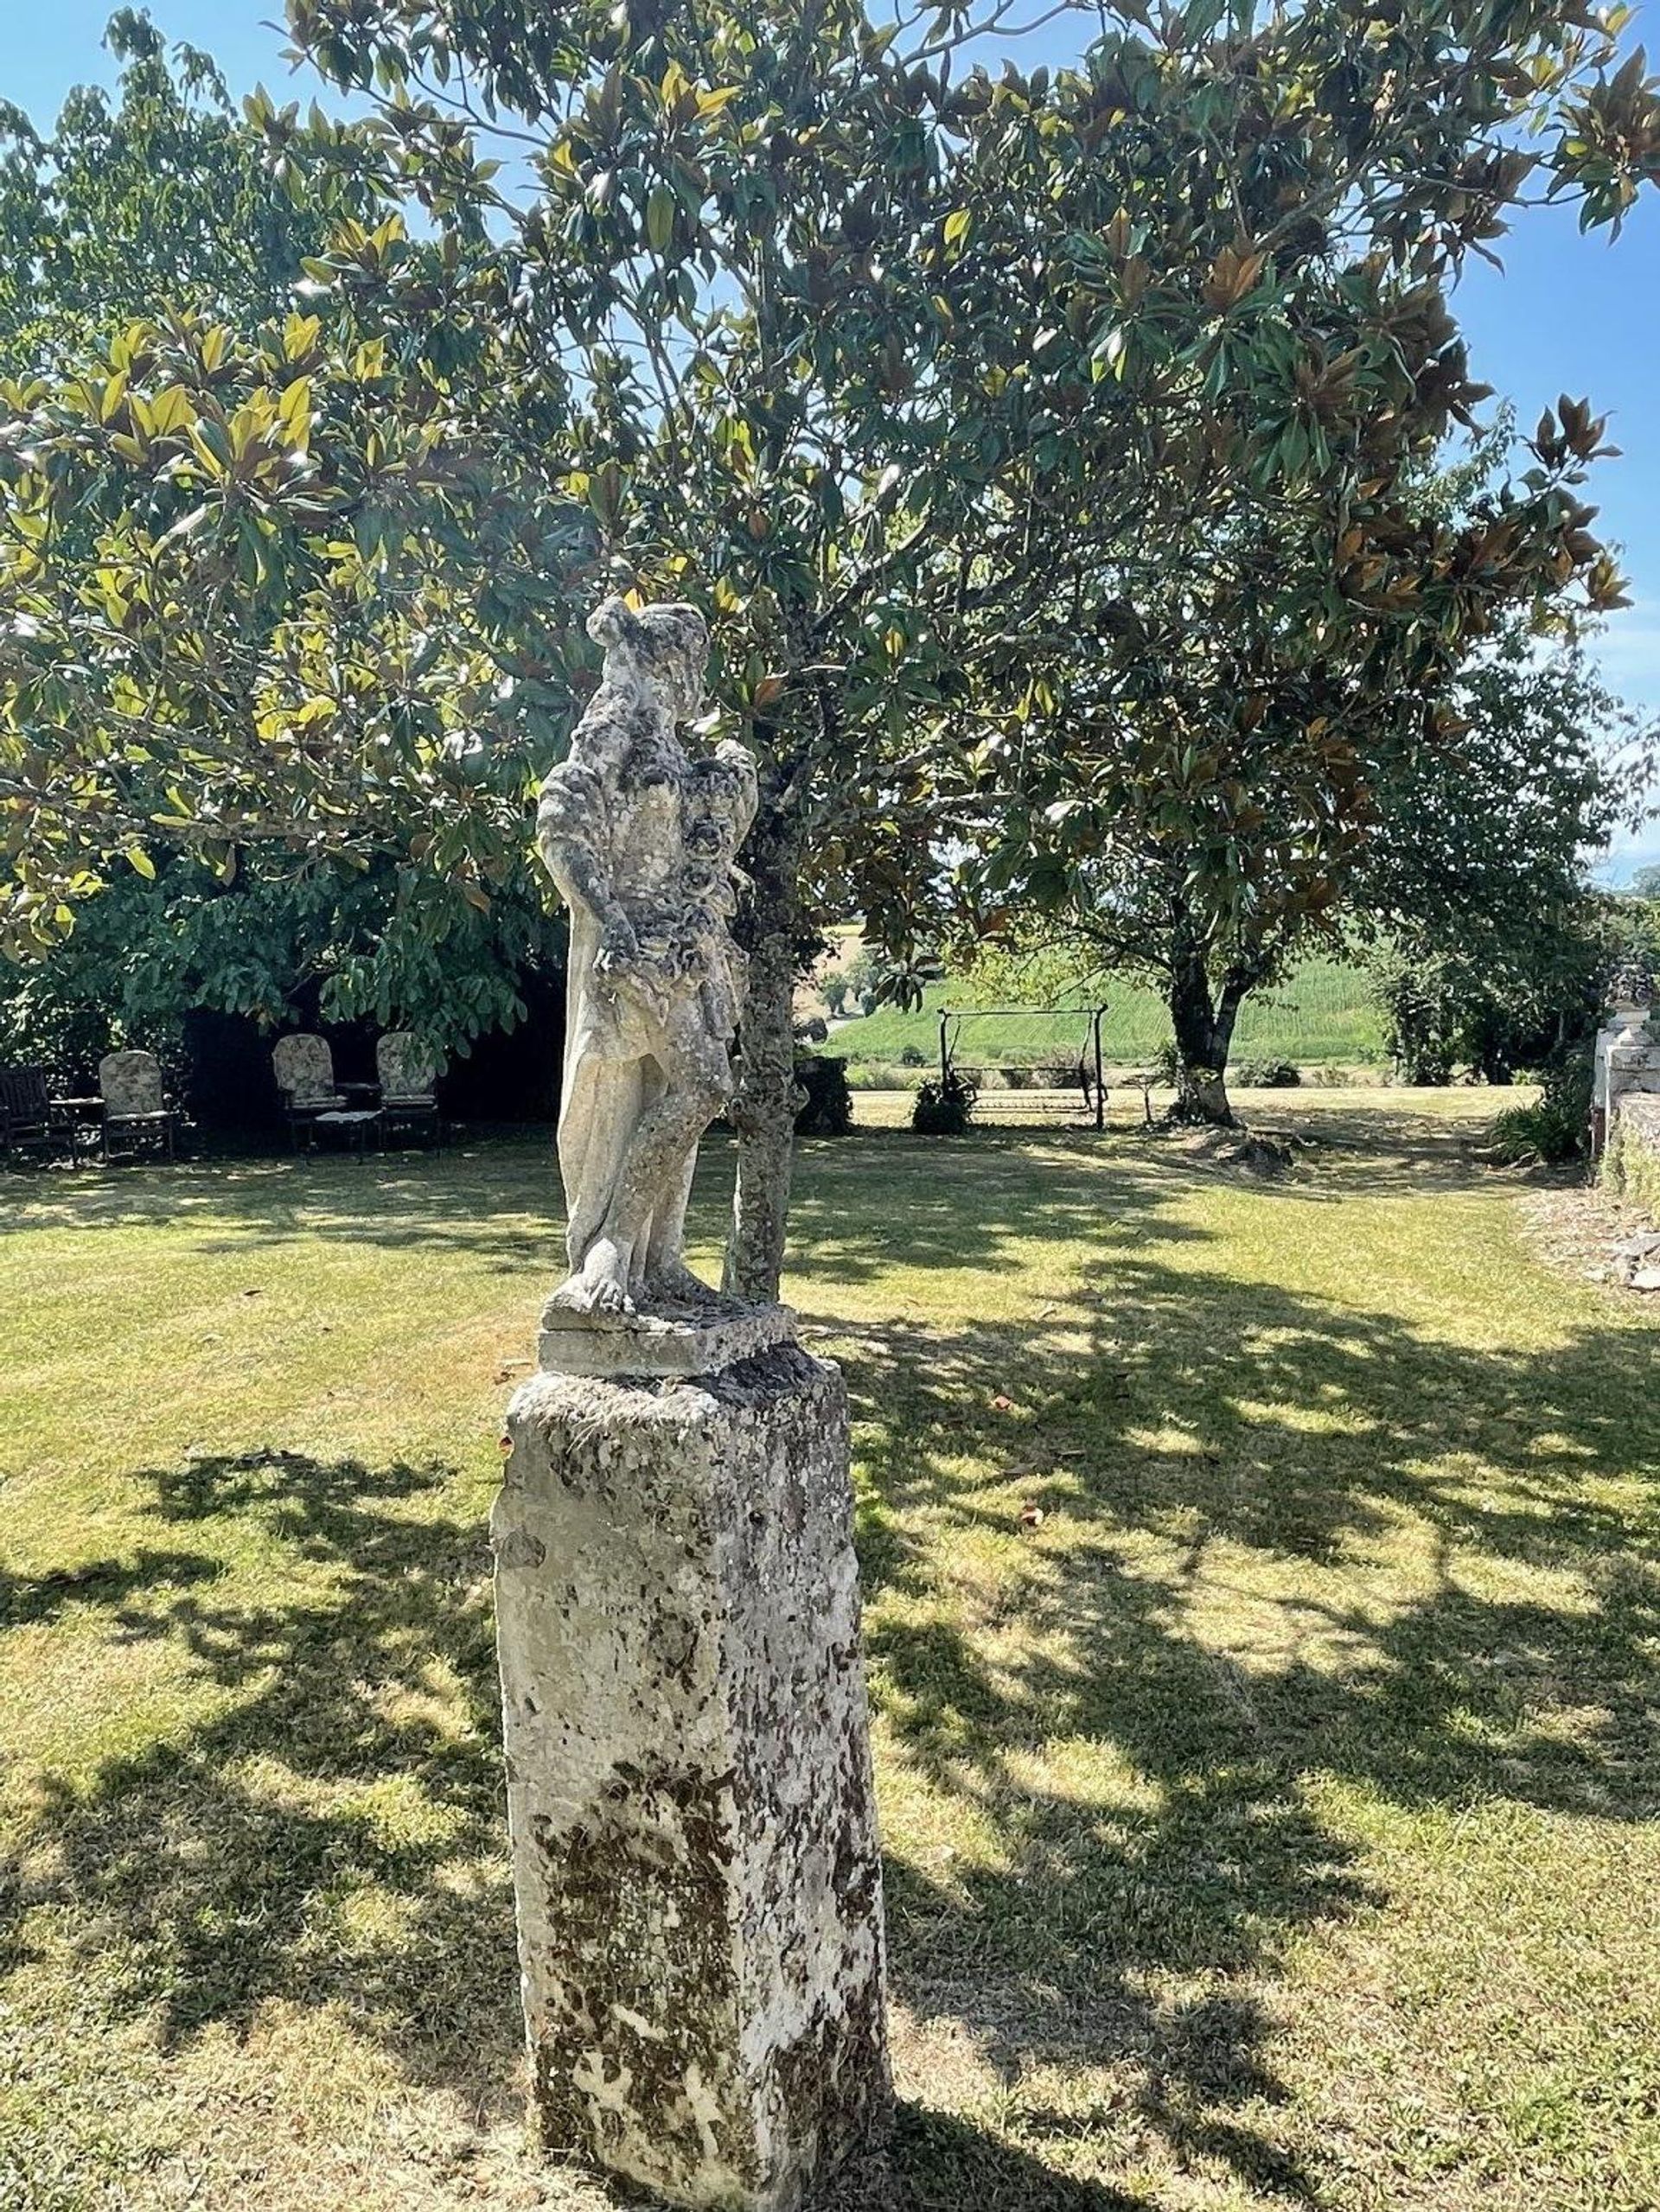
[937,1004,1109,1130]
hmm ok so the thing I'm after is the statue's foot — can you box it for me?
[642,1259,717,1305]
[548,1240,635,1317]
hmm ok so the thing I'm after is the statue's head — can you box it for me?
[588,595,708,722]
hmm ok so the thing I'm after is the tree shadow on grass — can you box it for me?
[805,1245,1659,2202]
[4,1135,1657,2206]
[867,1543,1350,2203]
[0,1450,521,2116]
[821,2104,1149,2208]
[0,1113,1491,1285]
[0,1131,1201,1288]
[1235,1097,1516,1196]
[0,1145,560,1270]
[0,1549,225,1629]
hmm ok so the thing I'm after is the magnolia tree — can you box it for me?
[963,611,1650,1101]
[1361,620,1654,1085]
[902,20,1657,1119]
[0,10,323,360]
[1,1,1658,1269]
[0,22,576,1060]
[278,0,1166,1290]
[938,405,1641,1120]
[264,0,1660,1197]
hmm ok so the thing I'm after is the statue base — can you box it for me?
[492,1316,890,2211]
[538,1290,795,1378]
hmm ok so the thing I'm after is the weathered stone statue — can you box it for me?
[535,594,758,1316]
[495,590,889,2212]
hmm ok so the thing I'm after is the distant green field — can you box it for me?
[820,955,1384,1076]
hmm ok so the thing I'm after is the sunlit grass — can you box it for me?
[822,953,1383,1070]
[2,1096,1656,2209]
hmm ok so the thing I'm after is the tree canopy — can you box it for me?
[937,402,1648,1117]
[0,10,324,363]
[2,0,1659,1261]
[0,19,574,1055]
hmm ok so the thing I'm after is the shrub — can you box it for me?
[1374,960,1457,1084]
[0,896,186,1093]
[1235,1057,1301,1088]
[897,1042,927,1067]
[795,1053,853,1136]
[841,1058,921,1091]
[911,1067,978,1135]
[1488,1097,1584,1165]
[1487,1055,1591,1165]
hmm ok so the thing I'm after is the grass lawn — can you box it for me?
[821,956,1383,1076]
[846,1082,1528,1131]
[2,1100,1657,2210]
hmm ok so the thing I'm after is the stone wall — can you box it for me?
[1605,1093,1660,1218]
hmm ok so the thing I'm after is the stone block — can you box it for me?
[537,1294,796,1380]
[492,1333,888,2211]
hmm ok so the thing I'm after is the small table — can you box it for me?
[54,1097,105,1166]
[310,1109,383,1156]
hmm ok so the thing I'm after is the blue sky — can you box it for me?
[10,3,1660,875]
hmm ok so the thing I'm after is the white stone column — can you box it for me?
[1593,1006,1660,1156]
[491,1310,889,2211]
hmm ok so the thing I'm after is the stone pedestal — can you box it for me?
[1593,1010,1660,1156]
[491,1313,889,2211]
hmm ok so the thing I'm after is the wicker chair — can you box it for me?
[99,1050,176,1163]
[0,1066,76,1165]
[376,1030,444,1148]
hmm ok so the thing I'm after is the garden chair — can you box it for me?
[271,1033,349,1148]
[98,1050,177,1163]
[0,1065,77,1166]
[376,1030,444,1148]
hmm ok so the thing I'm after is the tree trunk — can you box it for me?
[724,781,806,1304]
[1167,947,1238,1127]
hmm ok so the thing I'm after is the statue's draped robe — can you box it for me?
[553,774,686,1274]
